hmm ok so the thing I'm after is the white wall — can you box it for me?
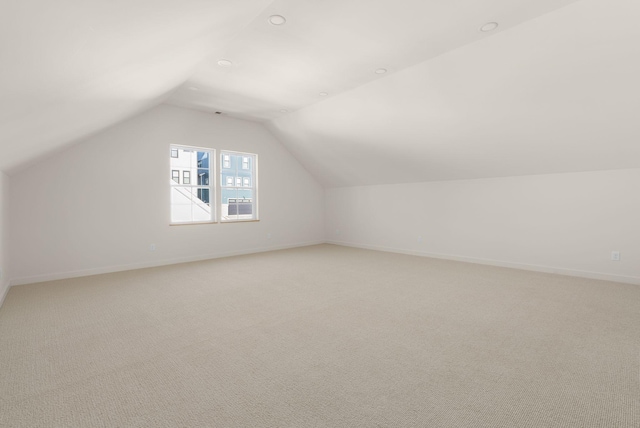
[326,169,640,284]
[9,105,324,285]
[0,172,9,304]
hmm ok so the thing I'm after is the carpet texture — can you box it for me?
[0,244,638,427]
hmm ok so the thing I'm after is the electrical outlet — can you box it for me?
[611,251,620,261]
[149,244,157,252]
[267,233,272,239]
[417,235,423,243]
[336,229,341,236]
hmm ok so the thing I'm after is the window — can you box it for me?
[220,151,258,221]
[170,146,215,224]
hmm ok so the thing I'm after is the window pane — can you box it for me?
[183,171,191,185]
[198,169,209,185]
[171,148,178,158]
[221,188,238,221]
[197,151,209,168]
[196,188,210,205]
[171,187,192,222]
[172,170,180,184]
[236,189,254,218]
[171,187,212,223]
[222,188,254,221]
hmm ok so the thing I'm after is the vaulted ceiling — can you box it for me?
[2,0,639,186]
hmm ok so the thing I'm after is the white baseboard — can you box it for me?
[8,239,639,289]
[9,241,324,287]
[326,240,640,286]
[0,281,9,309]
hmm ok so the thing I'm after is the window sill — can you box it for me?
[170,221,218,226]
[169,219,260,226]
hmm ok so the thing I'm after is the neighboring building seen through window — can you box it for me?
[170,146,214,224]
[220,151,257,222]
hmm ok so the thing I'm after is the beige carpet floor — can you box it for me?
[0,244,638,427]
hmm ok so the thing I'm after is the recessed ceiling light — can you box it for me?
[280,109,288,113]
[269,15,286,25]
[375,68,387,74]
[217,59,233,67]
[188,86,199,90]
[480,22,499,32]
[319,92,328,96]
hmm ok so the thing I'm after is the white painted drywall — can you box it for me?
[326,169,640,284]
[8,105,325,285]
[0,172,9,305]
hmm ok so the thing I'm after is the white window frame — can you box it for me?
[170,145,216,225]
[220,150,258,223]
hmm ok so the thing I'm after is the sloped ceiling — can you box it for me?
[2,0,639,186]
[168,0,579,121]
[267,0,640,186]
[0,0,272,173]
